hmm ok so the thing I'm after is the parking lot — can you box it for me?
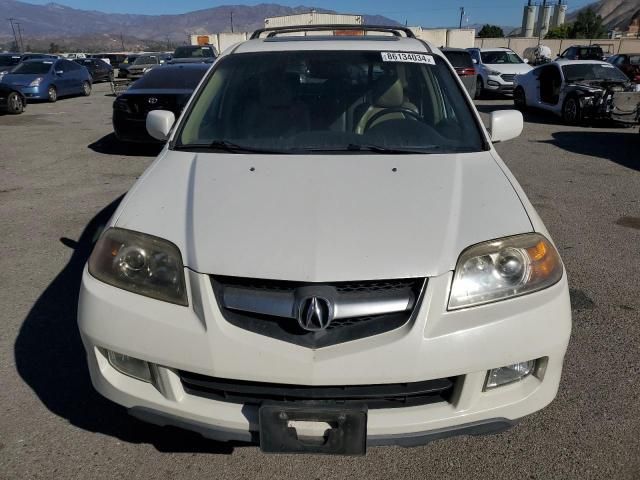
[0,82,638,479]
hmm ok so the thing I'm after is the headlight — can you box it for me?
[29,77,43,86]
[488,70,502,76]
[88,227,188,306]
[448,233,563,310]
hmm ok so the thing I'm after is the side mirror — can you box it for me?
[146,110,176,141]
[523,58,529,64]
[472,58,478,64]
[489,110,523,143]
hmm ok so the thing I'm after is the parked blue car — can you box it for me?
[0,58,92,102]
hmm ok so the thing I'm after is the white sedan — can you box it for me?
[513,59,640,124]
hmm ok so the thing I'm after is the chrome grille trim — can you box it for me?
[222,285,414,320]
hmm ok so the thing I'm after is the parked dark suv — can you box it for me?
[558,45,604,61]
[441,47,476,98]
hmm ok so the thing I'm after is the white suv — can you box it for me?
[469,47,533,98]
[78,25,571,455]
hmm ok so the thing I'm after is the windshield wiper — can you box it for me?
[307,144,440,154]
[174,140,291,154]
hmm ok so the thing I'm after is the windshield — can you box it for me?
[176,51,484,154]
[174,46,214,58]
[480,51,523,64]
[562,63,628,83]
[131,67,208,89]
[133,56,158,65]
[0,56,20,67]
[11,61,53,74]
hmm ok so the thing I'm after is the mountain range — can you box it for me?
[0,1,398,51]
[567,0,639,31]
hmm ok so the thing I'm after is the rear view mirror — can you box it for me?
[146,110,176,141]
[489,110,523,143]
[472,58,478,64]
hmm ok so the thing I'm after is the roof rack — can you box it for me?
[250,24,417,40]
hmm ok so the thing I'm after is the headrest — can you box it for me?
[374,78,404,108]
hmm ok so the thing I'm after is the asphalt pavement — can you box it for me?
[0,83,638,479]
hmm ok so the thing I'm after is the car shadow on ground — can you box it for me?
[88,133,163,157]
[544,130,639,171]
[14,197,237,454]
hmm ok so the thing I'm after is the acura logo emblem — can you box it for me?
[298,296,333,331]
[147,97,158,104]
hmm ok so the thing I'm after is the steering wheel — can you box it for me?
[363,107,422,132]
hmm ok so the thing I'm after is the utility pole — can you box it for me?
[7,18,19,52]
[15,22,24,52]
[230,10,234,33]
[459,7,465,29]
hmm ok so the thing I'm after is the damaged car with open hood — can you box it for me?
[513,59,640,125]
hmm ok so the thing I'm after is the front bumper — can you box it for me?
[113,112,161,143]
[78,267,571,444]
[485,75,516,93]
[10,85,48,100]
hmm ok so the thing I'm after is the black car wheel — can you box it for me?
[47,86,57,103]
[82,81,92,96]
[562,96,582,125]
[6,92,24,114]
[514,87,527,111]
[475,76,483,99]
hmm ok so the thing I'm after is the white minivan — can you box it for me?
[78,25,571,455]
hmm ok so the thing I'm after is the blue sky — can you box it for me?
[26,0,596,27]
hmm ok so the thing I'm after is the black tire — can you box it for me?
[562,96,582,125]
[82,81,92,96]
[474,76,484,99]
[6,92,24,114]
[514,87,527,111]
[47,85,57,103]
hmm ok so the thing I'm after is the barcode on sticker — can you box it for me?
[381,52,435,65]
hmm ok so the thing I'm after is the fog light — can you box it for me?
[107,350,153,383]
[487,80,500,86]
[484,360,535,390]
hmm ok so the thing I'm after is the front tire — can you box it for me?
[82,81,92,96]
[474,76,484,99]
[514,87,527,111]
[6,92,24,114]
[47,86,57,103]
[562,96,582,125]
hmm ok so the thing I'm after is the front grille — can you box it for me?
[121,94,179,117]
[211,276,427,348]
[180,371,457,409]
[500,74,516,83]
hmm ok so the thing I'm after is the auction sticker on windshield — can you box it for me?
[381,52,435,65]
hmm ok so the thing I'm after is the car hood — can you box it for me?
[113,150,532,281]
[485,64,532,75]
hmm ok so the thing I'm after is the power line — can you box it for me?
[6,18,19,52]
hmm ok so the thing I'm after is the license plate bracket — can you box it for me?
[259,403,367,455]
